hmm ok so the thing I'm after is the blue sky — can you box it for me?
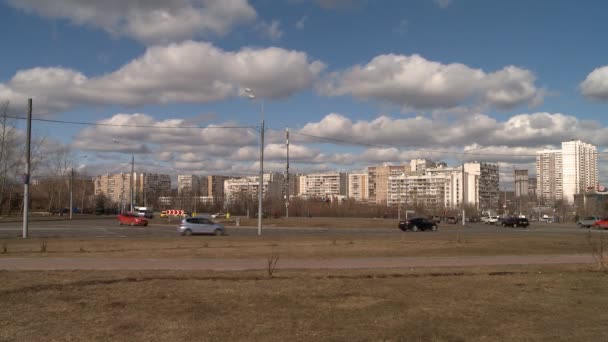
[1,0,608,184]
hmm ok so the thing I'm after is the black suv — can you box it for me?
[399,217,438,232]
[501,217,529,228]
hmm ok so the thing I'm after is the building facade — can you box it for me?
[348,172,369,201]
[177,175,200,195]
[223,173,284,205]
[368,165,409,204]
[514,170,529,198]
[95,172,171,208]
[386,162,499,211]
[561,140,598,203]
[536,140,598,204]
[298,172,348,199]
[536,149,563,204]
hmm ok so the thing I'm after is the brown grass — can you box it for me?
[0,230,596,259]
[1,265,607,341]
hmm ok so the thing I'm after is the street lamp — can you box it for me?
[245,88,264,236]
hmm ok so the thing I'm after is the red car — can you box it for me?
[592,218,608,230]
[118,212,148,226]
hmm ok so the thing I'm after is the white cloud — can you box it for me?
[298,112,608,148]
[7,0,257,44]
[1,41,325,114]
[434,0,453,9]
[318,54,543,110]
[581,65,608,101]
[256,20,283,41]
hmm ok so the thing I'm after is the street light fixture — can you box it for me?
[245,88,264,236]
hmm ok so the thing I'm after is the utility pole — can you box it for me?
[69,168,74,219]
[462,163,466,226]
[285,127,289,219]
[258,119,264,236]
[130,154,134,212]
[22,98,32,238]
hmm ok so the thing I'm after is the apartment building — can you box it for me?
[368,165,409,204]
[464,162,500,210]
[536,149,563,203]
[94,172,171,207]
[561,140,598,203]
[348,172,368,201]
[298,172,348,199]
[387,162,499,210]
[223,173,284,205]
[177,175,200,195]
[514,170,529,198]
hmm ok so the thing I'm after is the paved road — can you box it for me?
[0,217,605,239]
[0,254,594,271]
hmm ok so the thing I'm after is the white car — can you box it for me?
[487,216,499,225]
[481,217,490,224]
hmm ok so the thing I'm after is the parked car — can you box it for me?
[592,218,608,230]
[117,212,148,226]
[481,216,490,224]
[178,217,225,236]
[577,216,601,228]
[160,211,169,218]
[398,217,438,232]
[211,212,227,219]
[446,216,458,224]
[501,217,529,228]
[487,216,499,225]
[429,216,441,223]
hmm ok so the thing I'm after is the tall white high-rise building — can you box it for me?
[561,140,598,202]
[536,140,598,204]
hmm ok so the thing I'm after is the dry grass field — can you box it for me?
[0,228,598,259]
[1,265,607,341]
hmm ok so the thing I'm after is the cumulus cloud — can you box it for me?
[1,41,325,115]
[581,65,608,101]
[6,0,257,44]
[318,54,543,110]
[298,112,608,149]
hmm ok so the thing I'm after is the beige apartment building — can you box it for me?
[223,173,284,205]
[94,172,171,207]
[368,165,409,204]
[348,172,368,201]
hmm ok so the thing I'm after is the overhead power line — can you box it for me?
[3,115,254,130]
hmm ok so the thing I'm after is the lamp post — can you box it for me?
[245,88,264,236]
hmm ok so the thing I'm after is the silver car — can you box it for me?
[178,217,225,236]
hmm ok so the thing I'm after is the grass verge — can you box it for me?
[1,265,606,341]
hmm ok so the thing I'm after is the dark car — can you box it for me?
[446,216,458,224]
[501,217,529,228]
[398,217,438,232]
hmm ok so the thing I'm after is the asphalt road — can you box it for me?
[0,216,605,239]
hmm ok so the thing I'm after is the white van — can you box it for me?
[137,207,154,218]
